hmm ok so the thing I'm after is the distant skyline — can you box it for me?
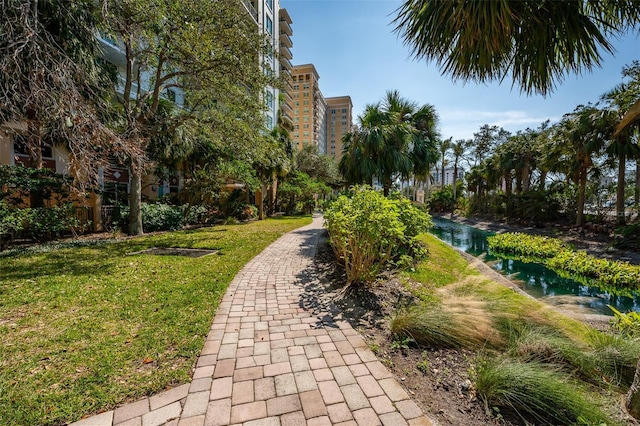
[281,0,640,141]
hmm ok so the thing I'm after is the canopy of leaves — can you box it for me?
[393,0,640,96]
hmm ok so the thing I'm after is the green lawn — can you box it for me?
[0,216,311,425]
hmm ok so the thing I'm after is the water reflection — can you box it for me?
[429,217,640,316]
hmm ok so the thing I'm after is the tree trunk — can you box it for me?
[452,162,458,200]
[627,356,640,419]
[27,116,45,207]
[539,170,547,191]
[616,151,626,225]
[257,186,264,220]
[577,166,587,227]
[129,161,143,235]
[522,163,531,193]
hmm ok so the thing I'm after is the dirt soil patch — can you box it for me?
[311,233,519,426]
[128,247,218,258]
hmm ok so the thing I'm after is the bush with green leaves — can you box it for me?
[609,306,640,337]
[0,200,29,250]
[489,232,640,290]
[487,233,567,260]
[140,203,184,232]
[324,187,431,285]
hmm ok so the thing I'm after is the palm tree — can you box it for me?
[393,0,640,96]
[549,105,609,227]
[339,90,439,196]
[602,62,640,220]
[451,139,466,200]
[437,137,451,189]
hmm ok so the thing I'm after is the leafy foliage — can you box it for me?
[324,186,431,285]
[393,0,640,95]
[487,233,567,260]
[339,91,439,196]
[489,232,640,290]
[609,306,640,337]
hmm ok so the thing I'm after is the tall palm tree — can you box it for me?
[549,105,609,227]
[602,61,640,219]
[393,0,640,96]
[451,139,466,200]
[339,91,439,196]
[438,137,451,189]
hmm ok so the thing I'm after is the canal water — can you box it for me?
[430,217,640,316]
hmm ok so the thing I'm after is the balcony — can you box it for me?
[242,0,258,24]
[97,33,127,67]
[280,57,292,71]
[279,32,292,48]
[280,46,292,60]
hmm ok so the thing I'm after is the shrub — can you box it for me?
[474,357,611,425]
[0,200,29,250]
[427,186,455,212]
[488,232,640,290]
[487,233,567,260]
[116,203,184,233]
[609,305,640,337]
[140,203,184,232]
[324,186,431,285]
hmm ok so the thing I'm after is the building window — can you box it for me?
[265,91,274,110]
[293,85,299,90]
[303,100,309,105]
[342,108,347,113]
[303,84,309,89]
[303,92,309,97]
[266,0,273,10]
[266,16,273,35]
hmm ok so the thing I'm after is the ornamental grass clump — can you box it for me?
[324,187,431,286]
[474,357,611,425]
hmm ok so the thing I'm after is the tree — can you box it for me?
[339,90,439,196]
[438,137,451,189]
[0,0,116,197]
[393,0,640,96]
[602,61,640,218]
[102,0,275,234]
[451,139,467,201]
[549,105,609,227]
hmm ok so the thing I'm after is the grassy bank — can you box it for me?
[392,233,638,425]
[0,216,311,425]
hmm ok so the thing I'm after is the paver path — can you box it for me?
[71,215,435,426]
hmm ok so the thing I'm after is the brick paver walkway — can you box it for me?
[70,215,435,426]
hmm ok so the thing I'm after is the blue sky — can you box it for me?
[281,0,640,141]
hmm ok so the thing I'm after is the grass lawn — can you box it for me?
[0,216,311,425]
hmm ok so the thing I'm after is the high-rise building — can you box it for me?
[290,64,326,152]
[325,96,353,161]
[290,64,353,157]
[242,0,281,131]
[278,8,294,130]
